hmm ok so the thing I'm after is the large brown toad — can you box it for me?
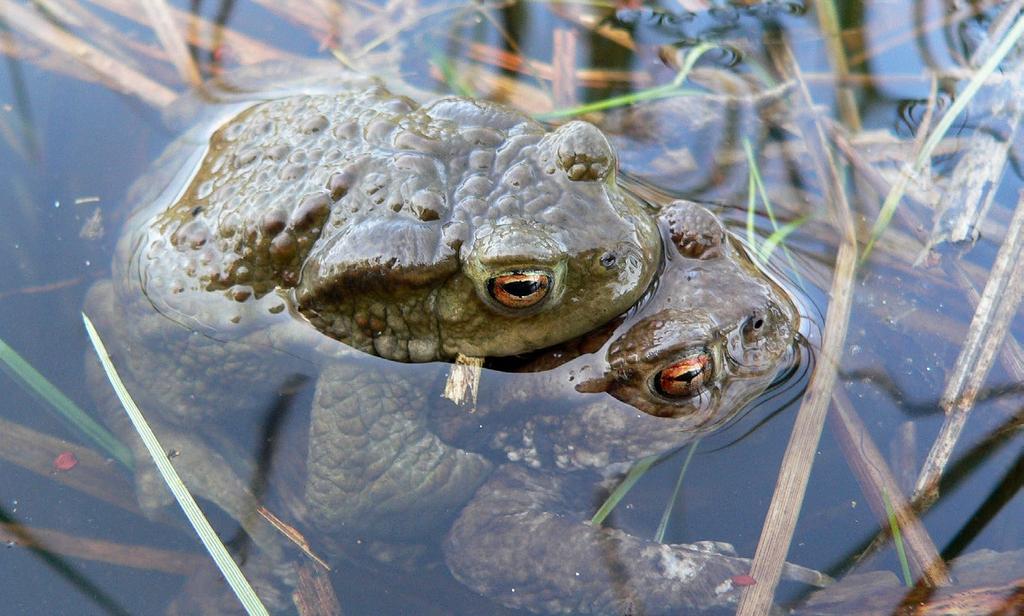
[84,66,662,604]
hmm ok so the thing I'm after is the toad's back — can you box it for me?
[129,82,661,361]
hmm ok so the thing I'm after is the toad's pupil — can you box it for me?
[655,354,711,398]
[671,369,700,383]
[503,280,540,297]
[488,273,551,309]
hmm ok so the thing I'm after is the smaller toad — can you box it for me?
[438,200,807,614]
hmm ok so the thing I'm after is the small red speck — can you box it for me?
[53,451,78,471]
[212,45,230,63]
[731,575,757,587]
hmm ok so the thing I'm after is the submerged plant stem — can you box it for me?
[654,440,698,543]
[882,488,913,587]
[591,453,660,526]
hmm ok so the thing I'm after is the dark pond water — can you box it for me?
[1,0,1023,614]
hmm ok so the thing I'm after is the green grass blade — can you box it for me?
[746,146,758,251]
[654,440,699,543]
[536,42,718,120]
[82,312,269,616]
[759,216,809,261]
[591,453,661,526]
[0,336,131,467]
[432,52,476,98]
[882,487,912,587]
[863,12,1024,261]
[743,138,809,291]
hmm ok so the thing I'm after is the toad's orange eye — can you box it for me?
[487,272,551,309]
[654,353,712,398]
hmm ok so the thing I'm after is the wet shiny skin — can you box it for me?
[84,67,797,613]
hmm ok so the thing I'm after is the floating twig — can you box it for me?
[139,0,201,87]
[0,521,205,574]
[442,353,484,411]
[915,191,1024,506]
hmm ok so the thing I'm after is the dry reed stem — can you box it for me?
[459,39,650,87]
[546,4,635,51]
[830,389,950,586]
[84,0,293,65]
[828,125,934,209]
[0,0,175,106]
[910,75,939,163]
[802,70,1007,86]
[432,60,552,112]
[948,265,1024,384]
[842,404,1024,584]
[919,66,1024,257]
[471,3,553,96]
[294,563,343,616]
[442,353,484,410]
[353,0,471,61]
[258,506,330,570]
[969,0,1024,65]
[139,0,201,87]
[814,0,861,131]
[40,0,163,67]
[248,0,335,39]
[736,40,858,616]
[915,191,1024,505]
[0,521,206,574]
[552,28,577,108]
[0,417,136,512]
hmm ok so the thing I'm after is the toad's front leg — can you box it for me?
[305,361,494,539]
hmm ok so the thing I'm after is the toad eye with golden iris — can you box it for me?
[487,272,551,309]
[654,353,712,398]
